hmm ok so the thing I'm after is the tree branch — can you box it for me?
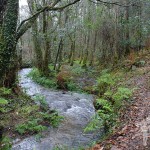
[16,0,80,40]
[17,0,60,33]
[90,0,139,7]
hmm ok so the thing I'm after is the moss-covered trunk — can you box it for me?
[32,20,43,73]
[0,0,19,87]
[42,4,51,77]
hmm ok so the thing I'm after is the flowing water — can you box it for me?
[12,68,102,150]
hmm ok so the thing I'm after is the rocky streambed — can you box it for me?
[12,68,102,150]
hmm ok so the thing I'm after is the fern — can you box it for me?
[0,98,8,113]
[84,114,102,133]
[40,111,64,127]
[0,98,8,105]
[113,87,132,109]
[94,73,115,95]
[33,94,49,111]
[1,136,12,150]
[15,119,47,135]
[96,98,113,112]
[0,87,11,95]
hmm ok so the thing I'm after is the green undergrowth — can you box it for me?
[28,68,58,89]
[28,67,83,92]
[0,88,63,150]
[84,69,133,134]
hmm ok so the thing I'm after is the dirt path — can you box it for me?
[91,61,150,150]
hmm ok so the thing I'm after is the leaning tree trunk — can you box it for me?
[0,0,19,87]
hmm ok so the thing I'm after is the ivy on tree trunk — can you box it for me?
[0,0,19,87]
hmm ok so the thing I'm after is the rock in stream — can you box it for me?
[12,68,102,150]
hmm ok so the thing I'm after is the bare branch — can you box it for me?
[17,0,60,33]
[89,0,139,7]
[17,0,80,39]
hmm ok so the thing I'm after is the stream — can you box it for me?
[12,68,103,150]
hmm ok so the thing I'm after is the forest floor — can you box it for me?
[23,50,150,150]
[1,50,149,150]
[90,51,150,150]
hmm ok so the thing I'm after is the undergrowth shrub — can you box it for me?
[66,80,78,91]
[28,68,80,92]
[84,114,102,133]
[0,87,11,96]
[39,111,64,127]
[93,71,115,96]
[33,94,49,111]
[56,71,74,90]
[0,98,8,113]
[15,110,64,135]
[71,65,86,75]
[0,136,12,150]
[15,93,63,135]
[85,70,133,133]
[16,119,47,135]
[112,87,132,110]
[28,69,57,89]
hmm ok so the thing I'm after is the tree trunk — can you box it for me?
[89,31,97,66]
[82,33,89,68]
[54,38,63,71]
[0,0,19,87]
[70,40,75,66]
[32,20,43,72]
[125,0,130,56]
[42,1,50,76]
[0,0,7,26]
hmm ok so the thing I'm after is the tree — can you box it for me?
[0,0,80,88]
[0,0,7,26]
